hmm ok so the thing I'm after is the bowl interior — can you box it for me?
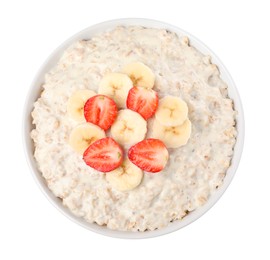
[23,18,244,239]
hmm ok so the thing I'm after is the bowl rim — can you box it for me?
[22,18,245,239]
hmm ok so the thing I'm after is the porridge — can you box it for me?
[31,26,237,231]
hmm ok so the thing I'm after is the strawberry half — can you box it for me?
[128,139,169,173]
[126,87,158,120]
[84,95,117,130]
[83,137,123,172]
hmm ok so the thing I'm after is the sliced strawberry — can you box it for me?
[83,137,123,172]
[126,87,158,120]
[84,95,117,130]
[128,139,169,173]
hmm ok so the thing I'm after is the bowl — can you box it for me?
[23,18,245,239]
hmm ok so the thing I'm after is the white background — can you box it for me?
[0,0,269,259]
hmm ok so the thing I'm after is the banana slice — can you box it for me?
[67,89,96,122]
[69,122,105,154]
[151,119,192,148]
[98,73,133,108]
[122,62,155,89]
[155,96,188,126]
[110,109,147,146]
[106,158,143,191]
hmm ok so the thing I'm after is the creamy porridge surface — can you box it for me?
[31,26,237,231]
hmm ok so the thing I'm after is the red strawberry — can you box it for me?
[128,139,169,173]
[126,87,158,120]
[84,95,117,130]
[83,137,123,172]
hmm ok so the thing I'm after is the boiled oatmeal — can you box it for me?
[31,26,237,231]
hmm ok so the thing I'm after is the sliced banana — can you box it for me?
[155,96,188,126]
[106,158,143,191]
[67,89,96,122]
[98,73,133,108]
[151,119,192,148]
[122,62,155,89]
[69,122,105,154]
[110,109,147,146]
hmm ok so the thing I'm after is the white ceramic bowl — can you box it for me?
[23,18,244,239]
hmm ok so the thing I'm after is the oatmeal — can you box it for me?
[31,26,237,231]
